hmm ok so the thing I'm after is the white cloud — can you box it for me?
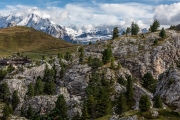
[0,2,156,30]
[154,2,180,25]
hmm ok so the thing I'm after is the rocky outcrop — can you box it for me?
[155,67,180,111]
[63,64,91,97]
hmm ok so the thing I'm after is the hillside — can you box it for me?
[0,26,78,58]
[1,29,180,120]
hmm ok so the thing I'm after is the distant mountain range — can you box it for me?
[0,13,148,44]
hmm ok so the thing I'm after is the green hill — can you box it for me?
[0,26,78,58]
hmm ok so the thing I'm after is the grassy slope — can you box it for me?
[0,26,78,58]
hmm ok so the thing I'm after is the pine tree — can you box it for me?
[0,82,10,102]
[21,105,25,117]
[87,95,96,119]
[112,27,119,39]
[27,83,34,97]
[159,27,166,38]
[88,56,92,65]
[44,81,56,95]
[55,95,68,119]
[27,105,33,119]
[126,27,131,35]
[3,103,12,120]
[142,72,157,93]
[102,46,113,64]
[34,77,44,95]
[81,99,90,120]
[131,22,139,35]
[12,90,20,110]
[110,57,115,69]
[115,93,127,114]
[126,76,134,102]
[153,95,163,108]
[60,66,65,79]
[0,69,7,81]
[139,95,151,112]
[150,20,160,32]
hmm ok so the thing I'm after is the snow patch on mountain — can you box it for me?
[0,13,149,44]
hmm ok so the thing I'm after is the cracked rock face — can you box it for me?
[155,68,180,111]
[63,64,91,97]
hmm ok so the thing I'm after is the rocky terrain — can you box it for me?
[1,29,180,120]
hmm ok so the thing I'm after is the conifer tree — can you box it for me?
[153,95,163,108]
[102,46,113,64]
[159,27,166,38]
[0,82,10,102]
[126,76,134,102]
[27,105,33,119]
[12,90,20,110]
[27,83,34,97]
[44,81,56,95]
[150,20,160,32]
[139,95,151,112]
[131,22,139,35]
[55,95,68,119]
[60,66,65,79]
[112,27,119,39]
[3,103,12,120]
[142,72,157,93]
[110,57,115,69]
[115,93,127,114]
[81,99,90,120]
[34,77,44,95]
[126,27,131,35]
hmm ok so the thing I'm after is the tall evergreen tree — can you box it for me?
[153,95,163,108]
[60,66,65,79]
[102,46,113,64]
[126,76,134,102]
[126,27,131,35]
[142,72,157,93]
[27,83,34,97]
[12,90,20,110]
[3,103,12,120]
[81,99,90,120]
[27,105,33,119]
[159,27,166,38]
[139,95,151,112]
[131,22,139,35]
[34,77,44,95]
[112,27,119,39]
[44,81,56,95]
[115,93,127,114]
[55,95,68,119]
[150,20,160,32]
[0,82,10,102]
[0,69,7,81]
[110,57,115,69]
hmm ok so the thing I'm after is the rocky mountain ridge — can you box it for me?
[1,29,180,119]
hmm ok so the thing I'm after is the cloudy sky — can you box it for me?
[0,0,180,29]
